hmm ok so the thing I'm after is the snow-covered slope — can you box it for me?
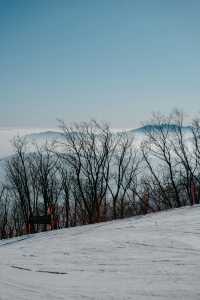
[0,205,200,299]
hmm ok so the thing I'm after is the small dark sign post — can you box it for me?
[28,205,59,234]
[29,215,52,225]
[28,215,52,233]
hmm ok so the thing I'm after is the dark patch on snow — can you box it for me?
[11,265,32,271]
[37,270,67,275]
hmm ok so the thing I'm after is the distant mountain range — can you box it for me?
[0,124,194,159]
[0,124,194,181]
[25,131,65,142]
[25,124,193,142]
[130,124,192,134]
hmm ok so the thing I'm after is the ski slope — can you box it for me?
[0,206,200,299]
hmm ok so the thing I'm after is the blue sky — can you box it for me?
[0,0,200,128]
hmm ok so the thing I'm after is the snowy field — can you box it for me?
[0,206,200,299]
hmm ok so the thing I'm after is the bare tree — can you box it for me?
[141,113,181,208]
[31,144,61,230]
[171,110,197,205]
[58,120,114,224]
[0,186,10,239]
[6,137,35,233]
[108,132,139,219]
[58,162,73,227]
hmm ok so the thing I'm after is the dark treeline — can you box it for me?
[1,111,200,239]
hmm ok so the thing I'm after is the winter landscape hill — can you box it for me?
[0,205,200,300]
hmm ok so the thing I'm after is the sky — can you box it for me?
[0,0,200,129]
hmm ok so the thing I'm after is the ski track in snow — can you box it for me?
[0,206,200,299]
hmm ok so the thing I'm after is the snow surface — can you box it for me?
[0,206,200,299]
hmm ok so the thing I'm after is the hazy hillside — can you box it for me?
[0,124,193,158]
[0,127,59,158]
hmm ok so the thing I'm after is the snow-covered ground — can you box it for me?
[0,205,200,299]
